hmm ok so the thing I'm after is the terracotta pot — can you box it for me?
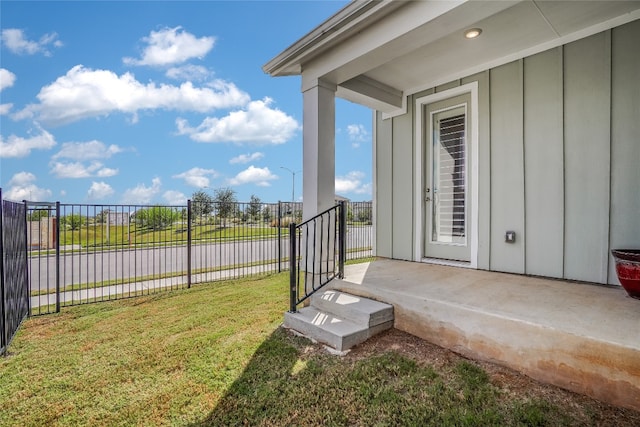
[611,249,640,299]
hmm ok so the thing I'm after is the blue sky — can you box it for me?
[0,1,373,205]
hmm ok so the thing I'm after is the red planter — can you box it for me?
[611,249,640,299]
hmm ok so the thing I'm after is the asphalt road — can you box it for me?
[29,226,372,292]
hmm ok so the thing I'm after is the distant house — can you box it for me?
[107,211,130,226]
[334,194,350,203]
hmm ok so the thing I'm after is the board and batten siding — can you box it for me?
[374,19,640,285]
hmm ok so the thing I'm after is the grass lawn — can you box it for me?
[2,273,638,426]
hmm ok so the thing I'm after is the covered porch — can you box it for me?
[330,258,640,412]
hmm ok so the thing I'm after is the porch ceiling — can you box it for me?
[264,0,640,114]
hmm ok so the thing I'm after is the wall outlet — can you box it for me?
[505,231,516,243]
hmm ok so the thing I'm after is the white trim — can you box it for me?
[421,257,473,269]
[381,95,407,120]
[372,109,377,256]
[413,82,479,268]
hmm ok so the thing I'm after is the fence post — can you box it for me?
[288,222,297,313]
[23,201,30,316]
[338,201,346,279]
[55,201,60,313]
[187,200,192,289]
[277,201,282,273]
[0,189,6,353]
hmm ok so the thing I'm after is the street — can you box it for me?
[29,226,372,293]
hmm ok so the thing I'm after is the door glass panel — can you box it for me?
[432,107,466,244]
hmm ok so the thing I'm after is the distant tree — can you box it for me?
[213,187,237,228]
[60,213,86,230]
[247,195,262,222]
[357,207,372,224]
[262,206,272,223]
[133,206,180,230]
[191,190,215,221]
[95,210,107,224]
[28,209,49,221]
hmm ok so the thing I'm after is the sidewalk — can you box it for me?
[31,263,281,309]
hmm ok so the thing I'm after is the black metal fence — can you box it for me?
[25,200,372,315]
[289,202,346,312]
[1,189,30,356]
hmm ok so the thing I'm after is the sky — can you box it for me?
[0,0,373,205]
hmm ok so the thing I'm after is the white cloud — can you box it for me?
[228,166,277,187]
[166,65,211,81]
[0,129,56,158]
[346,124,369,148]
[1,29,62,56]
[0,68,16,91]
[87,182,114,201]
[52,140,124,161]
[0,104,13,115]
[4,172,52,202]
[176,97,299,144]
[335,171,372,195]
[123,27,215,67]
[96,167,118,177]
[121,177,162,204]
[50,161,118,178]
[229,152,264,164]
[16,65,249,125]
[172,167,218,188]
[163,190,187,205]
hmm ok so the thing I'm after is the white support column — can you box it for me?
[301,79,337,288]
[302,79,336,220]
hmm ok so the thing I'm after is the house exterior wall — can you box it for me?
[374,19,640,285]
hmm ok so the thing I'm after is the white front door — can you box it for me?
[423,93,472,262]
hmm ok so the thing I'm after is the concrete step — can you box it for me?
[310,288,394,327]
[284,290,394,351]
[284,307,369,351]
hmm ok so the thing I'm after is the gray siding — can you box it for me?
[489,61,526,274]
[609,21,640,284]
[523,48,564,278]
[374,19,640,285]
[564,31,612,284]
[375,111,393,258]
[391,102,414,261]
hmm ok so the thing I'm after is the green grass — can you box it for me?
[56,223,287,248]
[2,273,634,426]
[29,259,283,298]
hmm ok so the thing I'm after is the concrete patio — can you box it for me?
[330,258,640,411]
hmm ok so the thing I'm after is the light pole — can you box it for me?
[280,166,300,206]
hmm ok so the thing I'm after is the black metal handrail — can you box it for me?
[289,202,346,313]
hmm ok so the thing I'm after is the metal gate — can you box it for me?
[1,190,30,355]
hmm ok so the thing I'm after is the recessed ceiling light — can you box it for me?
[464,28,482,39]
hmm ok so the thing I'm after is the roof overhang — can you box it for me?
[264,0,640,116]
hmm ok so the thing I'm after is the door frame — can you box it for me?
[414,82,479,268]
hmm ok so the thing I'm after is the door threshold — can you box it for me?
[421,258,474,269]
